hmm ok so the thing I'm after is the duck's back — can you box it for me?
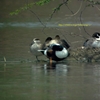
[60,39,70,49]
[83,38,94,48]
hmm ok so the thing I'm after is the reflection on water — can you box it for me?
[0,62,100,100]
[0,22,57,28]
[1,21,100,28]
[43,62,69,76]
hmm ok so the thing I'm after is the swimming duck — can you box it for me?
[40,35,70,63]
[82,32,100,48]
[30,38,42,61]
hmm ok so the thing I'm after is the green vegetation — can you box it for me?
[9,0,54,15]
[9,0,100,16]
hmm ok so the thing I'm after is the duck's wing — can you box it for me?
[30,41,34,46]
[83,38,94,47]
[83,39,89,47]
[60,39,70,49]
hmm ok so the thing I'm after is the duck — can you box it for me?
[39,35,70,63]
[30,38,43,61]
[82,32,100,48]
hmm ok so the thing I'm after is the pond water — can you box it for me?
[0,0,100,100]
[0,62,100,100]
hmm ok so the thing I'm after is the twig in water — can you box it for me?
[4,57,6,62]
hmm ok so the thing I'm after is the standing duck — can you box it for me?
[82,32,100,48]
[40,35,70,63]
[30,38,42,61]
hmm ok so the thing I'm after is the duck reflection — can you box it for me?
[43,62,70,75]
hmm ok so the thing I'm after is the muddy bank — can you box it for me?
[67,47,100,62]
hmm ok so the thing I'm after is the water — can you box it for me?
[0,62,100,100]
[0,0,100,100]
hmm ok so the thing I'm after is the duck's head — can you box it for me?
[33,38,41,43]
[92,32,100,40]
[42,44,63,56]
[30,38,41,46]
[50,44,63,51]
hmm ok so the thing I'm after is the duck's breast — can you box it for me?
[92,40,100,47]
[55,48,68,59]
